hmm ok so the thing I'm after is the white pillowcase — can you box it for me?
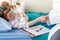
[0,17,12,32]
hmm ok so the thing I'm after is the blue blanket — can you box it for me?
[0,29,32,40]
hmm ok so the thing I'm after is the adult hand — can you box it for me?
[36,16,49,23]
[40,16,49,23]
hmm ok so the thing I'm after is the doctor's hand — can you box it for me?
[36,16,49,23]
[40,16,49,23]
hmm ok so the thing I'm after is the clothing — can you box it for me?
[47,10,60,40]
[9,16,29,29]
[47,0,60,40]
[9,1,29,29]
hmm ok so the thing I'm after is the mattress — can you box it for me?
[0,29,32,40]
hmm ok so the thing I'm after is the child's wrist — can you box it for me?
[35,18,41,22]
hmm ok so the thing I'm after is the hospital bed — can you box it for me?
[0,0,53,40]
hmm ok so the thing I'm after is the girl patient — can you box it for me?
[0,1,42,29]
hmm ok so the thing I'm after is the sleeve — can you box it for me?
[46,10,60,26]
[17,17,29,29]
[45,15,51,26]
[49,10,60,24]
[22,23,29,29]
[46,19,51,26]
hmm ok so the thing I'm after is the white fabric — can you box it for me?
[10,16,29,29]
[9,9,28,29]
[50,11,60,24]
[49,0,60,24]
[47,10,60,25]
[9,1,28,29]
[47,0,60,40]
[0,17,12,32]
[53,0,60,11]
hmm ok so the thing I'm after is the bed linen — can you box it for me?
[0,29,32,40]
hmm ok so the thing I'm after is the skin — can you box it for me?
[28,16,49,26]
[39,16,49,22]
[5,10,15,21]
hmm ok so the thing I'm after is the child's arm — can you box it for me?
[28,17,41,26]
[28,16,49,27]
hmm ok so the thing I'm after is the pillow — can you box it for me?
[0,17,12,32]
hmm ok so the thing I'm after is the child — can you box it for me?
[1,1,42,29]
[1,1,15,21]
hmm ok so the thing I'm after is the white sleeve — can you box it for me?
[23,23,29,29]
[18,17,29,29]
[49,10,60,24]
[45,15,51,26]
[46,10,60,26]
[18,22,29,29]
[46,19,51,26]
